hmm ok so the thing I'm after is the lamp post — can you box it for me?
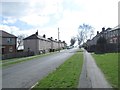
[58,27,60,52]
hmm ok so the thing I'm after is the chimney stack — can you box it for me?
[43,34,46,38]
[51,37,53,40]
[35,30,38,35]
[102,27,105,32]
[97,31,99,34]
[59,40,61,42]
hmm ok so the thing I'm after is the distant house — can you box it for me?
[85,25,120,52]
[23,31,67,54]
[23,32,51,54]
[0,30,17,54]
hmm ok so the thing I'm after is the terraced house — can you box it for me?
[86,25,120,52]
[0,30,17,54]
[23,31,67,55]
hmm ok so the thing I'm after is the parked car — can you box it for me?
[67,46,74,49]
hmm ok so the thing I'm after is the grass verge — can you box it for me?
[92,53,118,88]
[2,52,56,68]
[33,50,83,88]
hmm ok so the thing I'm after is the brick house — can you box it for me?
[85,25,120,52]
[0,30,17,54]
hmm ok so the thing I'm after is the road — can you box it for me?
[2,48,78,88]
[78,49,112,88]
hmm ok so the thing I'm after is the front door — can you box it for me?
[2,48,5,54]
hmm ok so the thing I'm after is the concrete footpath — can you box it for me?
[78,49,112,88]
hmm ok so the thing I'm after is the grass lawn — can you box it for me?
[92,53,118,88]
[2,52,56,68]
[33,51,83,88]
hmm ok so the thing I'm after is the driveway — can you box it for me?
[2,48,78,88]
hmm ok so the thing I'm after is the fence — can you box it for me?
[2,51,34,60]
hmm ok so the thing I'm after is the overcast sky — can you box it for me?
[0,0,119,45]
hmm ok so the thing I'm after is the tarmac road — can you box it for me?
[2,48,78,88]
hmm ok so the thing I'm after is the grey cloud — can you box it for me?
[1,2,30,17]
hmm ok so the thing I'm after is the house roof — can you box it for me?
[23,34,39,40]
[0,30,17,38]
[23,34,51,41]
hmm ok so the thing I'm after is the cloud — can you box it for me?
[1,0,64,17]
[1,0,64,27]
[1,2,30,18]
[0,24,20,35]
[20,14,50,27]
[2,17,17,24]
[0,24,35,36]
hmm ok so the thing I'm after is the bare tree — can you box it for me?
[77,23,94,45]
[77,30,84,45]
[17,34,26,50]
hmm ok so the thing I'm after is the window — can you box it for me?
[7,38,12,43]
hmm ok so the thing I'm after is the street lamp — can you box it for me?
[58,27,60,52]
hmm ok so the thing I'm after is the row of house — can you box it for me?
[85,25,120,52]
[23,31,67,54]
[0,30,67,56]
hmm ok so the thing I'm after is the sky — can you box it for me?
[0,0,119,45]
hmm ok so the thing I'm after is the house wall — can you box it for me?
[2,45,16,54]
[0,35,2,46]
[59,43,61,49]
[45,41,51,50]
[38,39,44,50]
[0,32,2,55]
[2,37,17,54]
[2,37,16,45]
[53,41,58,50]
[106,29,119,44]
[50,41,53,50]
[24,39,39,54]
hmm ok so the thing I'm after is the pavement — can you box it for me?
[2,48,79,88]
[78,49,112,88]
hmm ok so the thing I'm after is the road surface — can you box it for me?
[2,48,78,88]
[78,49,112,88]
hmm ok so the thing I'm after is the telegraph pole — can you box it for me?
[58,27,60,52]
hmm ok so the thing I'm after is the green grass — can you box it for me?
[34,51,83,88]
[92,53,118,88]
[1,52,56,68]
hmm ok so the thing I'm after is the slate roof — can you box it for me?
[23,34,51,41]
[0,30,17,38]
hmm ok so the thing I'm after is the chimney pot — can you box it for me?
[102,27,105,32]
[97,31,99,34]
[43,34,46,38]
[35,30,38,35]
